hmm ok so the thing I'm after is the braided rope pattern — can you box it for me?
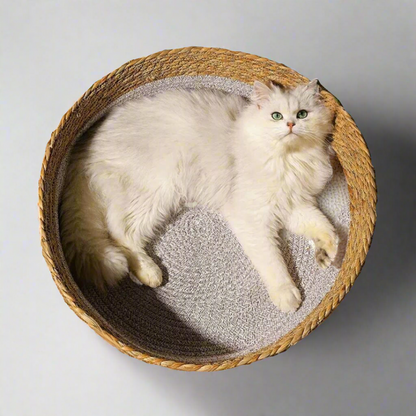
[38,47,377,371]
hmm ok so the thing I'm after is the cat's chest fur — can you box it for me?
[277,152,326,189]
[255,148,332,213]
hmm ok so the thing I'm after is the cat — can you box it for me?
[60,79,338,313]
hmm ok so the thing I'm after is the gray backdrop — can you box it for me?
[1,1,415,415]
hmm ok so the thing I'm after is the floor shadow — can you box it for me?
[123,115,416,416]
[309,119,416,341]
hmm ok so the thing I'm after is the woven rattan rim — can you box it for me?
[38,47,377,371]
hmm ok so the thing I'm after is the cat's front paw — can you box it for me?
[269,284,302,313]
[314,232,339,269]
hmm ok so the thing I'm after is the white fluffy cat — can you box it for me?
[60,79,338,312]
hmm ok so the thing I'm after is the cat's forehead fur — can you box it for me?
[252,79,322,113]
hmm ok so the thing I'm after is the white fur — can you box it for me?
[60,80,337,312]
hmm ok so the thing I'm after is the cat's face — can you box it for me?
[250,79,333,145]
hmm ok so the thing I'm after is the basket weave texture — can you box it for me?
[38,47,377,371]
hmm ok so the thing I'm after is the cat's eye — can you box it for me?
[297,110,308,119]
[271,112,283,120]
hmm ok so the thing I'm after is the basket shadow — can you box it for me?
[81,278,235,362]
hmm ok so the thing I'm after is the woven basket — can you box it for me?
[39,47,376,371]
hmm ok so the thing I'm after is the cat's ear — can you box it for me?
[305,78,321,95]
[251,81,272,108]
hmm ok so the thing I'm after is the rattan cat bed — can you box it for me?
[39,47,376,371]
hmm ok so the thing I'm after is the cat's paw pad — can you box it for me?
[314,232,338,269]
[270,284,302,313]
[316,247,332,269]
[138,263,163,288]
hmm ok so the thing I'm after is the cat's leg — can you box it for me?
[106,192,178,288]
[287,203,338,269]
[223,211,301,312]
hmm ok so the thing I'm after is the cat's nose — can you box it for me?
[287,122,295,130]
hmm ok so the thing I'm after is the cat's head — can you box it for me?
[249,79,333,147]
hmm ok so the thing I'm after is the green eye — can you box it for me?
[271,112,283,120]
[297,110,308,119]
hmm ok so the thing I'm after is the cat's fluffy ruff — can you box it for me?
[60,80,337,312]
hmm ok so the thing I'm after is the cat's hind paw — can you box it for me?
[269,284,302,313]
[130,260,163,288]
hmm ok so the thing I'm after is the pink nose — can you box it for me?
[287,122,295,130]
